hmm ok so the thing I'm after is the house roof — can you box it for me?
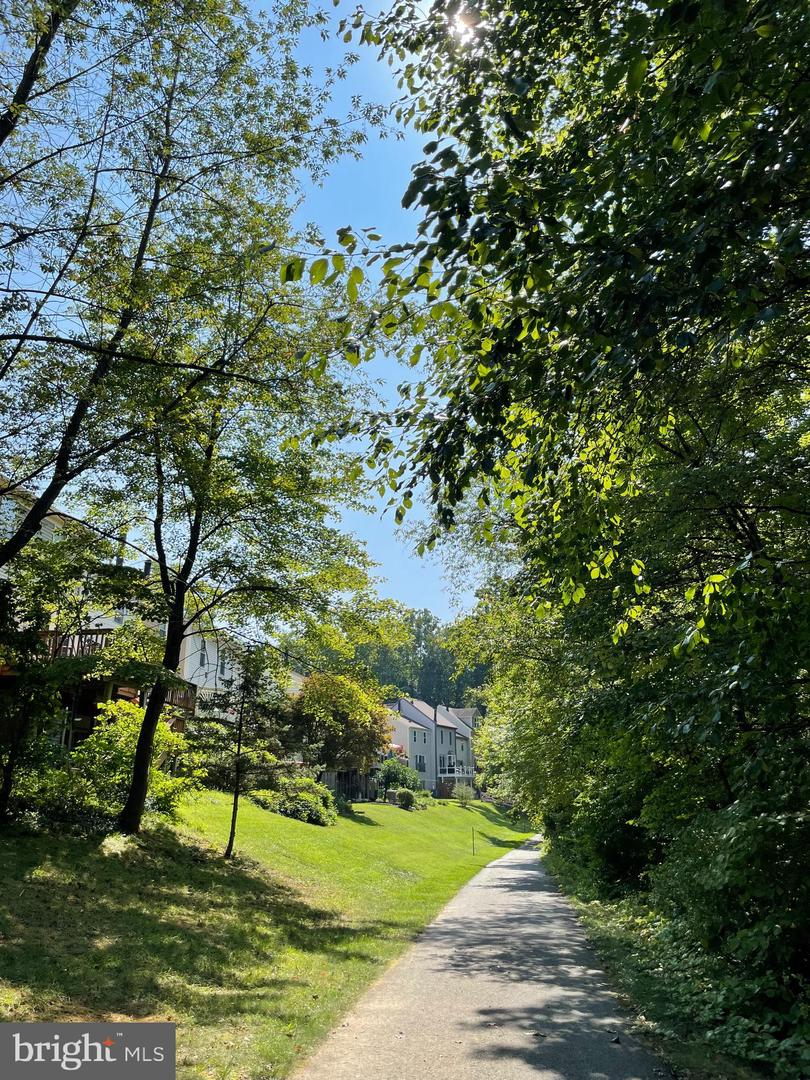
[436,703,465,731]
[407,698,435,720]
[451,707,480,720]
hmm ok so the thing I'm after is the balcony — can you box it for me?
[164,679,197,714]
[438,764,476,779]
[41,628,112,658]
[39,630,197,715]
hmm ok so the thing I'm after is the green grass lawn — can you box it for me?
[0,795,531,1080]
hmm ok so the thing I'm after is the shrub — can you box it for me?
[413,789,433,810]
[453,783,474,807]
[335,794,352,815]
[13,700,200,827]
[250,776,337,826]
[396,787,415,810]
[378,757,421,795]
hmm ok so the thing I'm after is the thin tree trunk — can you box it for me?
[224,689,246,859]
[117,604,185,834]
[0,0,81,148]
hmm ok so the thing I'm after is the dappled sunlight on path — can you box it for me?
[293,839,670,1080]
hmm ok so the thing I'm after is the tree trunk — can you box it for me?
[223,690,246,860]
[117,607,184,835]
[116,678,169,834]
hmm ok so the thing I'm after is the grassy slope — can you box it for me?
[0,795,530,1080]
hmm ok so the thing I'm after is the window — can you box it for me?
[413,730,417,742]
[415,754,426,773]
[440,729,444,744]
[219,655,227,677]
[199,640,207,668]
[423,732,426,744]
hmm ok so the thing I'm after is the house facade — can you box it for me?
[386,698,480,794]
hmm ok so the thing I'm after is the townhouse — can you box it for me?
[386,697,481,794]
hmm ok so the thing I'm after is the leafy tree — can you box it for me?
[332,3,810,1070]
[190,646,289,858]
[0,0,379,567]
[12,698,201,825]
[378,756,420,795]
[286,673,391,774]
[69,698,199,816]
[105,333,373,833]
[0,581,59,818]
[0,527,168,818]
[356,605,486,705]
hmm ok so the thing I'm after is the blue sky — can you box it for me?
[293,11,476,621]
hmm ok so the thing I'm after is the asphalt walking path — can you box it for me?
[293,838,670,1080]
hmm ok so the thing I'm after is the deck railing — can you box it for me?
[41,629,112,657]
[39,630,197,714]
[438,764,476,778]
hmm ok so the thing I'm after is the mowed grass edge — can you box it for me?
[0,793,531,1080]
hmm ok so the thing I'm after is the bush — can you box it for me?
[250,776,337,826]
[396,787,415,810]
[13,700,200,827]
[452,783,474,807]
[413,789,433,810]
[335,794,352,815]
[378,757,421,794]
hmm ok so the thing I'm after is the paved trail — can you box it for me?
[293,839,670,1080]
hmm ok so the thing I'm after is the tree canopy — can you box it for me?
[332,1,810,1072]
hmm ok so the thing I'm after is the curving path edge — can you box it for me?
[292,838,670,1080]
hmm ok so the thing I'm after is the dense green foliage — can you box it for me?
[396,786,415,810]
[284,673,391,773]
[249,777,337,826]
[378,756,421,794]
[0,0,388,835]
[13,700,199,827]
[356,606,485,704]
[335,0,810,1073]
[288,603,487,706]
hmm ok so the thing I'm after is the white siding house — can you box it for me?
[388,698,437,791]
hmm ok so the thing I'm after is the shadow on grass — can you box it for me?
[338,807,381,826]
[468,803,532,832]
[0,824,396,1024]
[477,832,526,849]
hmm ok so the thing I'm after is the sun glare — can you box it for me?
[451,7,482,42]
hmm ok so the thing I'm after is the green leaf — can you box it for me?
[626,56,647,94]
[347,265,364,302]
[281,257,304,283]
[309,258,328,285]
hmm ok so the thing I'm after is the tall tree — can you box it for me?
[0,0,374,566]
[285,673,391,776]
[106,332,372,832]
[341,3,810,1069]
